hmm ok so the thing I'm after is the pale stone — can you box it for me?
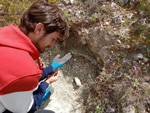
[136,53,144,59]
[74,77,82,86]
[119,0,129,6]
[123,105,135,113]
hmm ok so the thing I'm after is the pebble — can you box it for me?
[105,22,110,25]
[74,77,82,87]
[111,2,117,7]
[112,16,122,24]
[139,18,146,25]
[123,105,135,113]
[117,39,121,44]
[143,57,148,62]
[119,0,129,6]
[125,13,133,19]
[106,105,115,113]
[136,53,143,59]
[144,76,150,82]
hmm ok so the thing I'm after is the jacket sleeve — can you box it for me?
[28,82,48,112]
[0,89,34,113]
[40,65,54,81]
[0,82,48,113]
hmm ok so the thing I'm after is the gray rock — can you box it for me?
[111,2,117,7]
[135,53,144,59]
[139,18,146,25]
[123,105,135,113]
[112,16,122,24]
[145,76,150,82]
[125,13,133,19]
[119,0,129,6]
[140,11,145,16]
[143,57,149,62]
[106,105,115,112]
[129,0,135,5]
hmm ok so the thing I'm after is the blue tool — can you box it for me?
[51,53,72,70]
[38,85,54,106]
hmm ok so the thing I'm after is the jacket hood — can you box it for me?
[0,25,40,60]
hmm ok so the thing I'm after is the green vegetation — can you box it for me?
[0,0,58,27]
[0,0,34,26]
[86,0,150,113]
[0,0,149,113]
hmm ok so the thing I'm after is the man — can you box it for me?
[0,1,71,113]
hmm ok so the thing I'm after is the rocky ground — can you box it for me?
[38,42,101,113]
[0,0,149,113]
[37,0,150,113]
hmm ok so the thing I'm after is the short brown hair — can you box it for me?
[19,1,67,40]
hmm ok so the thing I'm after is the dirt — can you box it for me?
[38,43,100,113]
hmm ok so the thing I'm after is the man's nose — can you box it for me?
[49,42,55,48]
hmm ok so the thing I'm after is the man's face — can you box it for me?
[35,31,61,53]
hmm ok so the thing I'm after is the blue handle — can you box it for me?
[38,86,53,106]
[51,61,65,70]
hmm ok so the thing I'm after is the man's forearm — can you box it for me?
[40,65,55,81]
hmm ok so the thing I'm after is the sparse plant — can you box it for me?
[0,0,59,27]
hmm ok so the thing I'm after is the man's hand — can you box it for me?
[45,70,59,84]
[51,52,72,70]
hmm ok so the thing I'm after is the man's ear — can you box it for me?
[34,23,45,34]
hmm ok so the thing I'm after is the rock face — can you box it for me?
[87,26,114,64]
[60,0,150,112]
[40,0,150,112]
[64,23,115,69]
[65,26,99,66]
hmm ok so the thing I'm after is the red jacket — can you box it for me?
[0,25,43,95]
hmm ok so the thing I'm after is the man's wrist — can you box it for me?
[45,80,51,84]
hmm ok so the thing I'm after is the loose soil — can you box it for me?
[38,43,100,113]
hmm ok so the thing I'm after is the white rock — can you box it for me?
[63,0,70,4]
[136,53,144,59]
[106,105,115,112]
[74,77,82,87]
[123,105,135,113]
[143,57,148,62]
[111,2,117,7]
[139,18,146,25]
[81,28,89,34]
[70,0,74,4]
[105,22,109,25]
[125,13,133,19]
[117,39,121,44]
[126,45,130,48]
[78,31,81,35]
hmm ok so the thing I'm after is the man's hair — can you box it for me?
[19,1,67,40]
